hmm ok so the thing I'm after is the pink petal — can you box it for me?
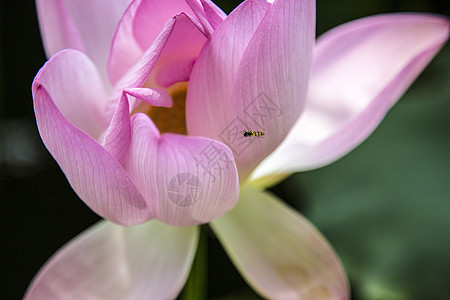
[251,14,450,185]
[101,93,133,164]
[108,13,206,117]
[108,17,176,113]
[124,113,239,226]
[186,0,315,180]
[101,88,173,164]
[124,88,174,107]
[105,14,206,120]
[151,14,206,88]
[107,0,198,84]
[25,220,199,300]
[200,0,227,29]
[36,0,85,57]
[33,85,151,225]
[132,0,200,51]
[34,49,108,140]
[211,185,349,300]
[36,0,132,84]
[185,0,214,37]
[186,0,271,171]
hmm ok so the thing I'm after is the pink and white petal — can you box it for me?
[37,0,131,84]
[251,14,450,186]
[36,0,85,58]
[108,13,206,118]
[132,0,199,51]
[107,0,144,85]
[124,88,173,107]
[187,0,315,180]
[34,49,108,140]
[73,0,131,82]
[151,13,207,87]
[101,93,132,164]
[108,0,198,84]
[24,220,199,300]
[109,17,177,112]
[211,185,349,300]
[229,0,315,179]
[124,113,239,226]
[101,88,173,163]
[185,0,214,37]
[186,0,271,169]
[200,0,227,29]
[33,86,151,225]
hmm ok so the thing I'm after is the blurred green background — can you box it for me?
[1,1,449,299]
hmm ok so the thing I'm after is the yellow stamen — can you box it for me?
[132,81,188,135]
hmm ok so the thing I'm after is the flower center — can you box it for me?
[133,82,188,135]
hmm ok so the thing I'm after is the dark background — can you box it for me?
[1,1,449,299]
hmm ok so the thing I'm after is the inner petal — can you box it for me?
[132,81,188,135]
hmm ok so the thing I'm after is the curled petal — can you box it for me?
[251,13,450,186]
[101,89,173,164]
[200,0,227,29]
[108,13,206,118]
[107,0,198,84]
[124,88,173,107]
[34,49,108,140]
[36,0,131,83]
[187,0,315,180]
[124,114,239,226]
[211,185,349,300]
[101,93,132,164]
[109,17,177,108]
[151,13,206,87]
[132,0,200,51]
[25,220,199,300]
[185,0,215,37]
[33,85,151,225]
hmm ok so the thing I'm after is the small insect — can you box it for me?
[242,130,265,137]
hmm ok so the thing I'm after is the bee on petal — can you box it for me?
[242,130,265,137]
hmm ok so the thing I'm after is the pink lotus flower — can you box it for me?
[26,0,448,299]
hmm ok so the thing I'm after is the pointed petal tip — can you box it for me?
[25,220,199,300]
[211,185,349,300]
[107,0,205,84]
[124,88,174,108]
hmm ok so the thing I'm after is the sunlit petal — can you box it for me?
[211,185,349,300]
[251,14,450,186]
[25,220,199,300]
[187,0,315,180]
